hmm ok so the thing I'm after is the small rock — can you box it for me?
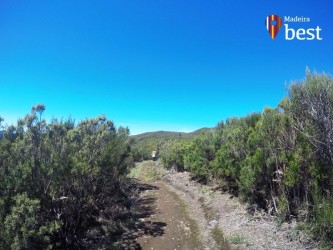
[208,219,218,228]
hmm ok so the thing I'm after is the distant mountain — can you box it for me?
[132,131,186,142]
[131,128,214,161]
[132,127,213,141]
[187,127,215,136]
[0,130,4,139]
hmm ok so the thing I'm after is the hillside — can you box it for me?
[131,128,214,161]
[132,128,213,141]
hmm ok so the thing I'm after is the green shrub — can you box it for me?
[312,196,333,242]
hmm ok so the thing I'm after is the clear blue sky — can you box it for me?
[1,0,332,134]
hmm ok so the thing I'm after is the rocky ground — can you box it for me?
[125,161,318,249]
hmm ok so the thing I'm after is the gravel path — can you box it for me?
[125,161,318,249]
[163,170,318,250]
[124,161,204,249]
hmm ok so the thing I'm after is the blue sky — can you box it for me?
[1,0,332,134]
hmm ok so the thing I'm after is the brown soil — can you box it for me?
[137,181,202,250]
[163,170,318,250]
[124,161,318,250]
[123,162,203,249]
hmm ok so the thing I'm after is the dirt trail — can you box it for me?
[136,181,201,249]
[125,161,315,250]
[124,161,203,250]
[163,169,317,250]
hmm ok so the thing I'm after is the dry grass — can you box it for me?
[211,225,230,250]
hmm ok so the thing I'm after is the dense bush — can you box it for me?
[0,106,134,249]
[160,71,333,244]
[160,140,186,171]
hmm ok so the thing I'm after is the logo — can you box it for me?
[265,15,323,40]
[265,15,283,40]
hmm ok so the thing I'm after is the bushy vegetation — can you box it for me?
[161,71,333,244]
[0,105,134,249]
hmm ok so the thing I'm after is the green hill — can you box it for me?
[131,128,213,161]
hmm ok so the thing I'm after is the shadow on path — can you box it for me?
[123,180,167,249]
